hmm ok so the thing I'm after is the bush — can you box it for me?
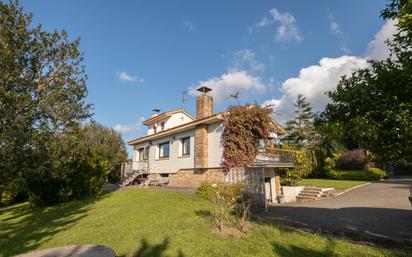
[196,182,250,233]
[26,131,109,206]
[280,150,311,186]
[339,149,367,170]
[326,168,386,181]
[196,182,214,199]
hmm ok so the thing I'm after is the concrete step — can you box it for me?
[296,196,318,202]
[299,192,320,197]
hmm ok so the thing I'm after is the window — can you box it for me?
[158,142,170,159]
[138,147,149,161]
[160,122,165,131]
[144,147,149,160]
[181,137,190,156]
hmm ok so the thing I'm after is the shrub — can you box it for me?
[196,182,250,233]
[280,150,311,186]
[326,168,386,181]
[26,131,109,206]
[339,149,367,170]
[196,182,214,199]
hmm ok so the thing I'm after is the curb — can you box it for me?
[332,182,371,197]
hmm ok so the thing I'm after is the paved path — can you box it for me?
[261,178,412,246]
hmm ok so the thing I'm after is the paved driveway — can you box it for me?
[261,178,412,246]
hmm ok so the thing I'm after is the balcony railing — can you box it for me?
[252,148,295,168]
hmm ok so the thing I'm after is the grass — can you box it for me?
[0,189,409,257]
[299,179,368,190]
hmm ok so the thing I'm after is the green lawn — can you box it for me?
[299,179,368,190]
[0,189,408,257]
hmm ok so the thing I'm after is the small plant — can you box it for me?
[196,182,251,234]
[280,150,311,186]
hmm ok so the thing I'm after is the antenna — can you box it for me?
[225,91,240,105]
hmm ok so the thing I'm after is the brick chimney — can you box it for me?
[194,86,213,169]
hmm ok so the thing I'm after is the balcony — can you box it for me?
[252,148,295,168]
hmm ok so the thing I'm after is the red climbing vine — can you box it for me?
[221,104,272,172]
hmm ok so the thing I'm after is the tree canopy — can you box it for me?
[319,0,412,163]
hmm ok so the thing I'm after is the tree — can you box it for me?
[283,95,315,149]
[320,0,412,163]
[81,123,128,183]
[0,1,91,204]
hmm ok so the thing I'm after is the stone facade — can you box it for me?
[196,94,213,119]
[168,168,225,188]
[195,124,208,169]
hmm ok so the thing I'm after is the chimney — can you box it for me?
[194,86,213,170]
[196,86,213,119]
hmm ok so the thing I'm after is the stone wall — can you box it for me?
[195,124,208,168]
[168,168,225,188]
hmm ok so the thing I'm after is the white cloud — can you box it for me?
[182,21,197,32]
[366,19,397,60]
[231,49,265,74]
[118,71,144,83]
[281,56,369,110]
[330,22,342,35]
[113,124,131,135]
[190,70,266,104]
[262,20,398,124]
[252,8,302,42]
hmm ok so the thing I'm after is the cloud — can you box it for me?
[231,49,265,74]
[113,124,131,135]
[262,19,398,124]
[366,19,397,60]
[190,70,266,104]
[251,8,302,42]
[182,21,197,32]
[330,22,342,35]
[117,71,144,83]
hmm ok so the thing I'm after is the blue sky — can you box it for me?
[21,0,395,154]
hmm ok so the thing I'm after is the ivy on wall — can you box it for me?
[221,105,272,172]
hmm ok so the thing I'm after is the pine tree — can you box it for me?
[283,95,315,149]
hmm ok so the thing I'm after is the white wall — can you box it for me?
[133,129,195,174]
[208,121,224,168]
[147,112,193,135]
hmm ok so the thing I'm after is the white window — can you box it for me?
[181,137,190,156]
[158,142,170,159]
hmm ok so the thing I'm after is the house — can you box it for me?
[123,86,295,203]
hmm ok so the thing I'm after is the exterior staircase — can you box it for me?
[120,171,144,187]
[296,186,335,202]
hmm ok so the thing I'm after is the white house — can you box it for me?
[124,86,295,203]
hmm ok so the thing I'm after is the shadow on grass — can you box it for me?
[272,239,337,257]
[118,238,185,257]
[0,192,112,257]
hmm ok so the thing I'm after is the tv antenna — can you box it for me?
[225,91,240,105]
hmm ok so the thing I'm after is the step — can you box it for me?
[303,187,323,192]
[296,196,318,202]
[299,192,320,197]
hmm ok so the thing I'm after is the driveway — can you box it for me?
[260,178,412,247]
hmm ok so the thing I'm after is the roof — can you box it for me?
[128,113,223,145]
[142,108,195,125]
[128,108,285,145]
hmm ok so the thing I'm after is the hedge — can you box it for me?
[326,167,386,181]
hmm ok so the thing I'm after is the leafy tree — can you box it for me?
[81,123,128,183]
[283,95,315,149]
[0,1,91,204]
[320,0,412,163]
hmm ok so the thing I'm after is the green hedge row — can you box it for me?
[325,167,386,181]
